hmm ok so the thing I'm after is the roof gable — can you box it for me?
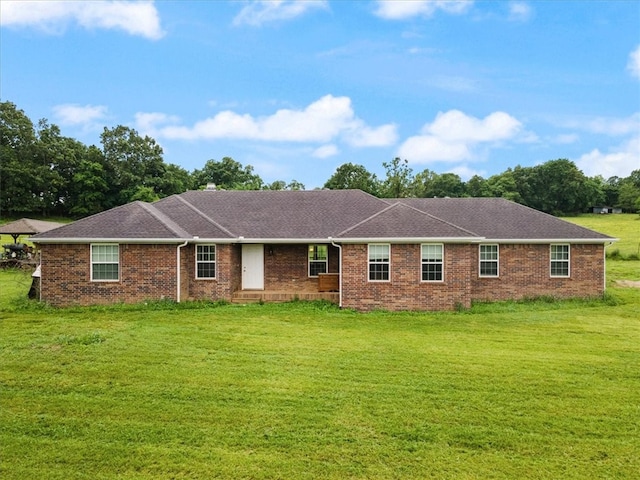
[337,202,479,240]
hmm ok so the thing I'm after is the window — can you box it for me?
[550,244,570,277]
[479,244,499,277]
[308,245,328,277]
[369,244,390,281]
[421,244,443,282]
[196,245,216,279]
[91,244,119,281]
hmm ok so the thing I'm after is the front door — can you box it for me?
[242,244,264,290]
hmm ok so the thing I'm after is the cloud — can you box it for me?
[312,144,339,158]
[0,0,164,39]
[374,0,473,20]
[137,95,398,148]
[233,0,328,27]
[398,110,523,163]
[508,2,532,22]
[560,113,640,136]
[53,104,108,127]
[575,135,640,179]
[627,45,640,79]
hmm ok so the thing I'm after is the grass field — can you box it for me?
[562,213,640,259]
[1,214,639,479]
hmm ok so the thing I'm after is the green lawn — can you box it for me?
[1,213,639,479]
[562,213,640,259]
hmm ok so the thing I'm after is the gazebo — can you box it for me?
[0,218,65,259]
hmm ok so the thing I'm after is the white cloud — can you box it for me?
[137,95,398,147]
[575,135,640,179]
[508,2,532,22]
[628,45,640,79]
[561,113,640,136]
[233,0,328,27]
[53,104,108,126]
[398,110,523,163]
[0,0,164,39]
[554,133,579,144]
[312,144,339,158]
[374,0,473,20]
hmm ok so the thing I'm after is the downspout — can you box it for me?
[176,240,189,302]
[329,237,342,308]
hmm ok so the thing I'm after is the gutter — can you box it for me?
[329,237,343,309]
[176,240,189,303]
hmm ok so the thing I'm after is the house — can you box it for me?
[30,189,616,311]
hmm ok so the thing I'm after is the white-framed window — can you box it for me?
[421,243,443,282]
[91,244,119,281]
[550,244,570,277]
[196,245,216,279]
[479,244,499,277]
[308,245,328,277]
[368,244,390,282]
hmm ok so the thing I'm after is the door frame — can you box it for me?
[242,244,264,290]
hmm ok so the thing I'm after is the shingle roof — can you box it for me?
[31,202,190,240]
[396,198,612,240]
[337,203,478,240]
[30,190,614,243]
[0,218,65,235]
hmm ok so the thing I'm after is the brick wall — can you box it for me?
[182,244,240,301]
[341,243,473,311]
[38,241,606,310]
[470,243,605,302]
[40,243,178,306]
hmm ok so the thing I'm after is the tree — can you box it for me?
[68,147,109,217]
[465,175,492,197]
[381,157,413,198]
[192,157,262,190]
[323,163,380,195]
[0,101,40,216]
[100,125,167,205]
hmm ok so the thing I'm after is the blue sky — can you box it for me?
[2,0,639,189]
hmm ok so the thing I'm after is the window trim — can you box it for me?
[308,244,328,278]
[421,243,444,283]
[479,244,499,278]
[550,244,570,278]
[90,243,119,282]
[368,243,390,282]
[195,244,217,280]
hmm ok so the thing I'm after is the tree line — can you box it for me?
[2,101,639,219]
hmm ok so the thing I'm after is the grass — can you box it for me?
[1,214,639,479]
[562,213,640,259]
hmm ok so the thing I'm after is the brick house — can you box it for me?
[30,189,615,311]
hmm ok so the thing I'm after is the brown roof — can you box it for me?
[30,190,614,243]
[0,218,65,235]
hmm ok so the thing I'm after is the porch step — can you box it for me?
[231,291,339,304]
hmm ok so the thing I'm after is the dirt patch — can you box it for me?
[615,280,640,288]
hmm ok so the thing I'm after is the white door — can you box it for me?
[242,244,264,290]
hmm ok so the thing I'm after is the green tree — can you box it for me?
[465,174,491,197]
[100,125,166,205]
[192,157,262,190]
[0,101,40,216]
[324,163,380,196]
[381,157,413,198]
[68,147,109,217]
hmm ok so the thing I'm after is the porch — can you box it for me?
[231,290,339,304]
